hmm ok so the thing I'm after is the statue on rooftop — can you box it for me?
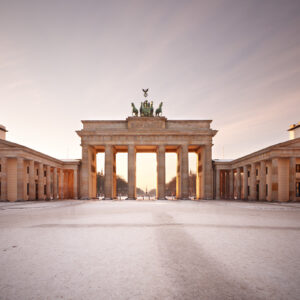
[131,89,163,117]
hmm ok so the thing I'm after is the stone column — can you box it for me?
[60,169,64,199]
[259,161,266,201]
[104,145,113,199]
[73,169,78,199]
[203,144,213,199]
[226,171,230,199]
[17,157,25,201]
[181,144,189,199]
[176,147,182,199]
[220,170,225,199]
[229,169,234,199]
[46,165,51,200]
[113,151,117,199]
[29,160,35,200]
[196,150,202,199]
[80,145,90,199]
[249,163,257,200]
[243,165,248,200]
[53,167,58,199]
[0,157,7,201]
[236,168,241,199]
[271,158,278,201]
[128,145,136,199]
[157,145,166,199]
[38,163,44,200]
[289,157,296,201]
[216,168,220,200]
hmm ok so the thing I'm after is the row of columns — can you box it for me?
[215,157,298,201]
[0,157,78,201]
[81,144,213,200]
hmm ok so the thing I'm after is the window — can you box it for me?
[27,166,29,174]
[266,167,268,175]
[36,169,39,176]
[248,185,250,196]
[256,169,258,176]
[296,164,300,173]
[247,171,250,177]
[266,184,268,196]
[44,185,46,195]
[0,182,1,196]
[296,182,300,197]
[27,183,29,195]
[44,170,47,177]
[0,164,1,172]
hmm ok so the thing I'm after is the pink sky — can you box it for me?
[1,0,300,190]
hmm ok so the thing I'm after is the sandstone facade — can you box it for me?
[1,117,300,202]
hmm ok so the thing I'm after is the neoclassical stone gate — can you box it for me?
[77,117,217,200]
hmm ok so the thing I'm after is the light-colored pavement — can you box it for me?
[1,200,300,300]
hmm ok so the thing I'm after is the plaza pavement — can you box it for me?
[1,199,300,300]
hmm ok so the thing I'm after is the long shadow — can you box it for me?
[153,212,264,300]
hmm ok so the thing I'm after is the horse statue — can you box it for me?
[155,102,163,116]
[139,102,143,116]
[131,103,138,116]
[150,101,154,116]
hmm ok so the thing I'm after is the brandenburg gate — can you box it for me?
[77,104,217,200]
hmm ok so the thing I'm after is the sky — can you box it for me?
[1,0,300,190]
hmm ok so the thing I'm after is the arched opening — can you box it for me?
[165,153,177,199]
[115,153,128,199]
[136,152,157,199]
[189,152,197,199]
[96,152,104,198]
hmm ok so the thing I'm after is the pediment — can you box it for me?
[0,140,20,149]
[277,139,300,149]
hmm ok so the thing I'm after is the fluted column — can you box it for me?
[46,165,51,200]
[236,168,241,199]
[104,145,113,199]
[113,151,117,199]
[60,169,64,199]
[216,168,220,200]
[29,160,35,200]
[157,145,166,199]
[203,144,213,199]
[38,163,44,200]
[226,171,229,199]
[17,157,25,201]
[176,147,182,199]
[243,165,248,200]
[289,157,296,201]
[53,167,58,199]
[249,163,256,200]
[271,158,278,201]
[259,161,266,201]
[73,169,78,199]
[0,157,7,201]
[181,144,189,199]
[80,145,90,199]
[196,150,202,199]
[128,145,136,199]
[229,169,234,199]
